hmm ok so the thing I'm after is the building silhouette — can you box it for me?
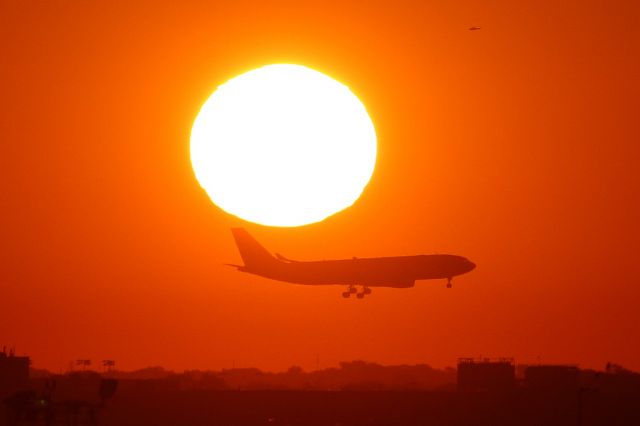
[457,358,515,392]
[524,365,579,392]
[0,348,29,398]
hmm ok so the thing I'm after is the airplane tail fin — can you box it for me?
[231,228,277,270]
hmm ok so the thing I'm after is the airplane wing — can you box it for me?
[365,280,415,288]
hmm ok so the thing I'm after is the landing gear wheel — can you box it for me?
[356,292,365,299]
[363,287,372,295]
[349,286,358,294]
[342,292,351,298]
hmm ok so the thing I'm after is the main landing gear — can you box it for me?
[342,286,371,299]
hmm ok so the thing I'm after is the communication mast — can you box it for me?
[102,360,116,373]
[76,359,92,370]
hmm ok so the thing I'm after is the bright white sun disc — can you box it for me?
[190,64,377,227]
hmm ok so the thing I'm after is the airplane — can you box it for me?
[227,228,476,299]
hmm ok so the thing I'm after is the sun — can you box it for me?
[190,64,377,227]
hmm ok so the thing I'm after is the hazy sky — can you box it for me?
[2,0,639,372]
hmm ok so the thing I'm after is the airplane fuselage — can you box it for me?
[239,254,475,288]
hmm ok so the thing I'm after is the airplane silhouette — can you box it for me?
[228,228,476,299]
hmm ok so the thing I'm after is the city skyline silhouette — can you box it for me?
[2,0,639,378]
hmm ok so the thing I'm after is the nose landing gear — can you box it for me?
[446,277,452,288]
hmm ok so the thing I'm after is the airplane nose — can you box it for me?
[467,260,476,271]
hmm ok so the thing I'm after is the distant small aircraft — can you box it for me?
[227,228,476,299]
[469,26,482,31]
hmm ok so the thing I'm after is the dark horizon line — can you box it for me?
[28,359,638,377]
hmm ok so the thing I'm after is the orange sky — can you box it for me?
[2,0,639,373]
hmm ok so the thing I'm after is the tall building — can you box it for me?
[0,348,30,397]
[457,358,516,391]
